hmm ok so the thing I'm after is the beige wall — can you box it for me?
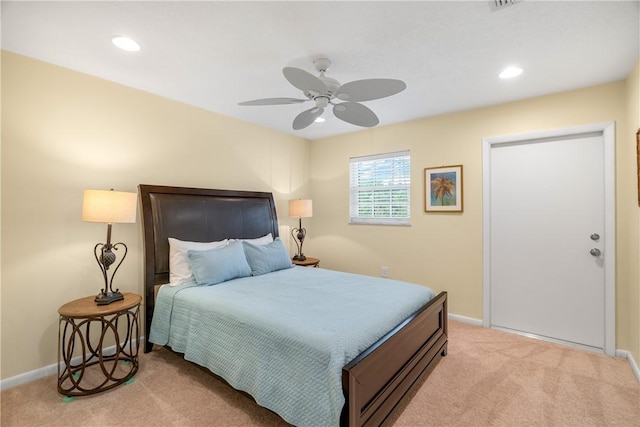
[2,50,639,381]
[309,77,639,359]
[1,51,310,379]
[623,59,640,364]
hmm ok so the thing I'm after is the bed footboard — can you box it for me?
[342,291,448,427]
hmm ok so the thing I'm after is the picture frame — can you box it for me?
[424,165,463,212]
[637,129,639,207]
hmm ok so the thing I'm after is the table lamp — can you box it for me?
[82,189,137,305]
[288,199,312,261]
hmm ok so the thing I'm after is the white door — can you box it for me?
[482,123,615,354]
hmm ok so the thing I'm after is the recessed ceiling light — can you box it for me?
[314,117,326,123]
[499,66,523,79]
[111,36,141,52]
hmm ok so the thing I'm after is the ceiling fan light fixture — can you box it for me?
[314,117,325,123]
[499,66,523,79]
[315,97,329,109]
[112,36,141,52]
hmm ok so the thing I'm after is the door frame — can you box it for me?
[482,121,616,355]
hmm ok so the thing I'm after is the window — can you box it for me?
[349,150,411,225]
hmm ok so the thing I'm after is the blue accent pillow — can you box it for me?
[242,238,294,276]
[187,241,251,286]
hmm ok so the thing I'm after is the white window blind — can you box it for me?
[349,150,411,225]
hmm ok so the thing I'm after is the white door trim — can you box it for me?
[482,121,616,355]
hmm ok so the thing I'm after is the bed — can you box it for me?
[139,184,448,427]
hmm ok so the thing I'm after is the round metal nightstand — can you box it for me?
[57,292,141,396]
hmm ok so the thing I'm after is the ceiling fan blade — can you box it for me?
[283,67,327,95]
[293,107,324,130]
[333,102,379,127]
[238,97,307,106]
[335,79,406,102]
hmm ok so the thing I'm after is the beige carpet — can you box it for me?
[2,321,638,426]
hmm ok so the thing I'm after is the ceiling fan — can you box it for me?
[238,58,406,130]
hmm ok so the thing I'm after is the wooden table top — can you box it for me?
[58,292,142,318]
[292,257,319,266]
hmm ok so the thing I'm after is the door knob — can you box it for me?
[590,248,601,256]
[590,233,600,241]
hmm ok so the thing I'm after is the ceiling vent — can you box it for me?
[490,0,523,11]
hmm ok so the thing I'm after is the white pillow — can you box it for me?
[228,233,273,246]
[168,237,228,285]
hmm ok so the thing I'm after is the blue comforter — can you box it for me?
[150,266,434,427]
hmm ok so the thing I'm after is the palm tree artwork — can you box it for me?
[430,172,457,206]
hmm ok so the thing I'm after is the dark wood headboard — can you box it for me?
[138,184,280,352]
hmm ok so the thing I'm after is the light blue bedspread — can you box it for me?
[150,266,434,427]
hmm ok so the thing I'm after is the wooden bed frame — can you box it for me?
[139,184,448,427]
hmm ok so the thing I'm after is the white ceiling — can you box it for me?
[2,1,639,141]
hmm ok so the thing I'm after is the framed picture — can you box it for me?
[637,129,639,207]
[424,165,463,212]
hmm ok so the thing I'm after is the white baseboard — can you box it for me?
[0,362,59,391]
[0,339,143,392]
[3,329,639,390]
[448,313,639,384]
[448,312,483,326]
[615,349,640,383]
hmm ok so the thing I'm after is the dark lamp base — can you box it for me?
[292,254,307,261]
[95,291,124,305]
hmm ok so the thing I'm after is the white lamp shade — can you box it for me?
[82,189,137,223]
[288,199,313,218]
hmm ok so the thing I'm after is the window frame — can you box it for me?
[349,150,411,226]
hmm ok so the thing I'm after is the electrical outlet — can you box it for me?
[381,266,389,278]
